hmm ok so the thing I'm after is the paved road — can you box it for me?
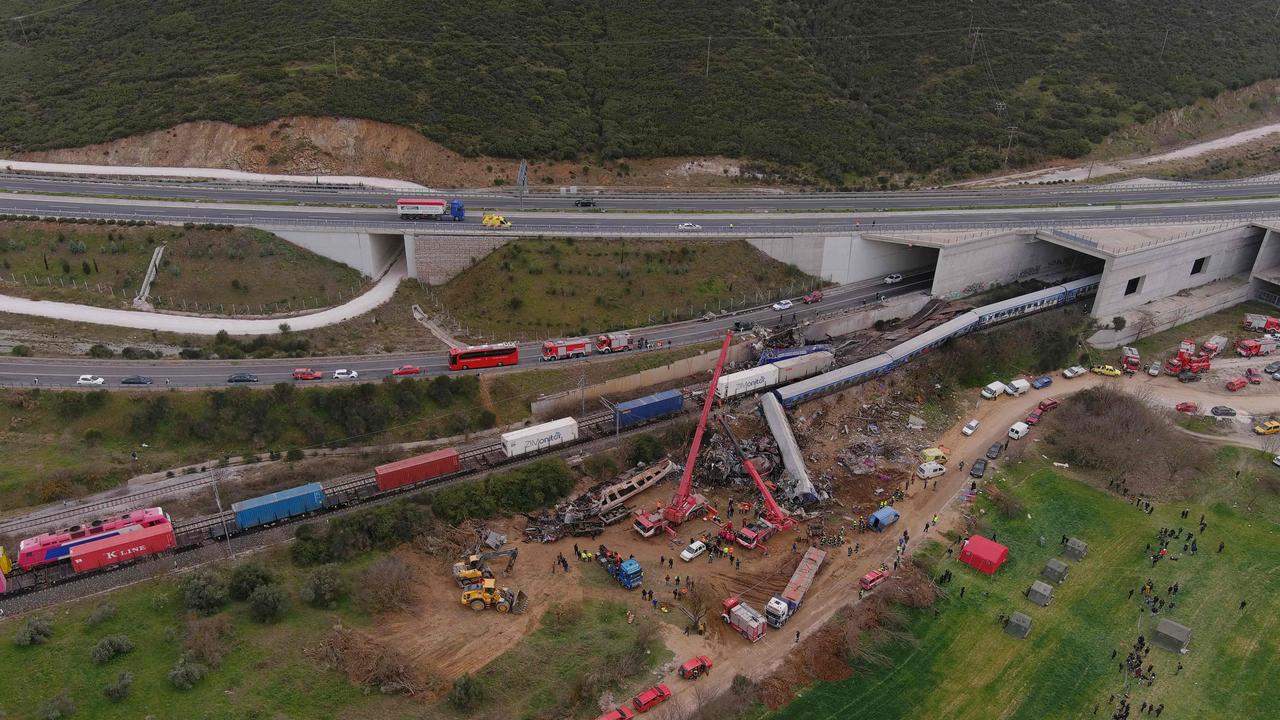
[3,171,1280,211]
[5,191,1280,234]
[0,271,933,388]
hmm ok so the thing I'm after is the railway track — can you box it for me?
[0,471,222,538]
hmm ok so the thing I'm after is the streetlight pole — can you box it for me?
[212,471,234,558]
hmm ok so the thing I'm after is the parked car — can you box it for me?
[1246,368,1262,384]
[732,321,754,332]
[1030,375,1053,389]
[676,222,702,231]
[1025,409,1043,426]
[986,443,1003,460]
[1253,420,1280,435]
[1147,363,1161,377]
[595,707,635,720]
[679,540,707,562]
[333,369,359,380]
[1174,402,1199,414]
[1273,455,1280,468]
[803,290,824,304]
[961,419,980,436]
[678,656,713,680]
[392,365,421,376]
[1211,406,1237,417]
[1226,377,1248,392]
[883,273,904,284]
[227,373,259,383]
[574,198,597,207]
[969,458,988,479]
[1091,364,1122,377]
[772,299,793,311]
[76,374,105,386]
[292,368,322,381]
[1272,371,1280,382]
[1264,361,1280,374]
[120,375,153,385]
[1038,398,1060,412]
[1062,366,1087,378]
[632,684,672,713]
[1177,370,1200,383]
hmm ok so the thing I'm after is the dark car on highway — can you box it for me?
[1177,371,1200,383]
[1210,406,1237,417]
[969,458,988,479]
[985,443,1003,460]
[120,375,153,385]
[227,373,259,384]
[573,198,597,207]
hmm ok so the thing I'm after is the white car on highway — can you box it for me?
[677,222,702,231]
[680,540,707,562]
[961,419,980,436]
[883,273,904,284]
[76,375,105,386]
[333,369,359,380]
[1062,366,1087,378]
[772,299,794,311]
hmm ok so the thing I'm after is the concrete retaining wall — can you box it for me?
[412,233,512,284]
[265,228,403,277]
[749,234,935,284]
[529,343,753,419]
[802,293,932,342]
[932,232,1084,298]
[1089,276,1251,348]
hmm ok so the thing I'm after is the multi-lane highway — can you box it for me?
[0,270,933,389]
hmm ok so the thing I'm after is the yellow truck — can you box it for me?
[921,447,949,465]
[1253,420,1280,435]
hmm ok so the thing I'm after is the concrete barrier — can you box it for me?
[530,343,753,419]
[802,293,933,342]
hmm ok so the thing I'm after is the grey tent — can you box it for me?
[1004,612,1033,639]
[1152,618,1192,653]
[1065,538,1088,561]
[1026,580,1054,607]
[1043,558,1069,584]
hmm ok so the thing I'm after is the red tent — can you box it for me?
[959,535,1009,575]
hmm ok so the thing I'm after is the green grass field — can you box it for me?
[771,462,1279,720]
[0,547,408,720]
[0,221,361,311]
[438,238,816,337]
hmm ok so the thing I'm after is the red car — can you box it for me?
[803,290,824,304]
[632,684,672,713]
[1226,377,1247,392]
[1175,402,1199,414]
[292,368,322,381]
[392,365,421,376]
[1246,368,1262,384]
[1037,398,1060,412]
[1024,409,1043,426]
[678,655,713,680]
[594,708,635,720]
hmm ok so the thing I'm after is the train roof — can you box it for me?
[884,312,979,363]
[773,352,894,406]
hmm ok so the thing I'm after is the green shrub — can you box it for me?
[448,674,487,711]
[299,565,346,608]
[90,635,134,663]
[86,344,114,359]
[10,344,31,357]
[628,434,666,466]
[248,584,288,623]
[169,652,209,690]
[103,672,133,701]
[36,689,75,719]
[228,562,274,601]
[14,617,53,646]
[85,602,117,628]
[180,569,228,615]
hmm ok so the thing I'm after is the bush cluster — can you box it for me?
[90,635,134,664]
[14,617,53,646]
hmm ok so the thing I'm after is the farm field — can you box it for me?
[437,238,817,338]
[769,462,1279,720]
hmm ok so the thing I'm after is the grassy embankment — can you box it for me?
[0,221,361,311]
[4,3,1280,185]
[765,456,1278,720]
[1126,300,1276,359]
[437,238,817,338]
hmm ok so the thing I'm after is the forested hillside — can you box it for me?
[1,0,1277,182]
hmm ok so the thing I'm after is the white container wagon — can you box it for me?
[502,417,579,458]
[773,352,835,384]
[716,365,780,400]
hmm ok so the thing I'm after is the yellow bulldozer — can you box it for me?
[452,548,518,587]
[461,578,528,614]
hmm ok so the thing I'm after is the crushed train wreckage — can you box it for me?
[524,458,678,542]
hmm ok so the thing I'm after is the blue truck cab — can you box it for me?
[447,199,465,221]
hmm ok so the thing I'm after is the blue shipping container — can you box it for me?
[232,482,326,530]
[614,389,683,429]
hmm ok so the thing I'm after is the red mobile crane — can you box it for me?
[734,458,796,551]
[633,330,734,538]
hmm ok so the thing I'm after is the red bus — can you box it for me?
[449,343,519,371]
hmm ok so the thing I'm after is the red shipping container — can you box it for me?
[70,523,176,573]
[375,448,461,492]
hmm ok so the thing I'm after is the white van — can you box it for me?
[1008,421,1030,440]
[1005,379,1031,397]
[981,381,1008,400]
[916,461,947,479]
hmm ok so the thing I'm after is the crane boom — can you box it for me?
[662,329,734,525]
[743,459,793,528]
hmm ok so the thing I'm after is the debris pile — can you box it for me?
[523,459,678,542]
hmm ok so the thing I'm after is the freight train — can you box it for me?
[0,275,1100,599]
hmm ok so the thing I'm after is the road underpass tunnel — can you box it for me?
[916,229,1105,301]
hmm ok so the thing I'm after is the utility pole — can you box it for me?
[212,472,234,558]
[1003,126,1019,169]
[1157,27,1170,62]
[333,37,339,77]
[705,37,712,78]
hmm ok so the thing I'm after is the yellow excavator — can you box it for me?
[452,548,519,587]
[461,578,528,613]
